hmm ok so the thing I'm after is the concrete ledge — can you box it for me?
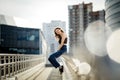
[14,62,45,80]
[62,58,73,80]
[63,56,91,75]
[26,67,45,80]
[62,56,92,80]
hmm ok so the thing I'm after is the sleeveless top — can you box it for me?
[58,36,67,44]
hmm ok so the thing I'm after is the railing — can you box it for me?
[0,53,45,80]
[62,55,91,80]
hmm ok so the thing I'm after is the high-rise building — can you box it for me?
[68,2,93,54]
[89,10,105,23]
[68,2,105,55]
[105,0,120,31]
[43,20,66,53]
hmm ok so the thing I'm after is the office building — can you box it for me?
[68,2,93,54]
[68,2,105,54]
[89,10,105,23]
[0,24,41,54]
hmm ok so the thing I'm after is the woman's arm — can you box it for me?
[58,33,67,50]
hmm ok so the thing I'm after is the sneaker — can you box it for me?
[59,65,64,74]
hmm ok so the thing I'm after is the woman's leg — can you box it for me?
[48,52,60,68]
[48,45,67,68]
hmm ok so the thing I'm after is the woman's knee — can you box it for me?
[48,54,54,61]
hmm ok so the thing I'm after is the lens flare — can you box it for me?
[84,20,108,56]
[107,29,120,63]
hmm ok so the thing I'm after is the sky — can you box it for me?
[0,0,105,29]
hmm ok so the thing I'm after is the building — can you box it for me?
[43,20,66,53]
[105,0,120,31]
[89,10,105,23]
[68,2,105,55]
[0,24,42,54]
[68,2,93,54]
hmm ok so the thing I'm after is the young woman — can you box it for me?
[48,27,67,74]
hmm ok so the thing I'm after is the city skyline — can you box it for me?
[0,0,105,29]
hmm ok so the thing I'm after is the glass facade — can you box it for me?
[0,24,40,54]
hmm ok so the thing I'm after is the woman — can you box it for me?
[48,27,67,74]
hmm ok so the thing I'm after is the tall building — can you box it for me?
[68,2,93,54]
[43,20,66,53]
[89,10,105,23]
[105,0,120,31]
[68,2,105,55]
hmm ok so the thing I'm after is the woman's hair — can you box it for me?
[54,27,64,38]
[54,27,67,44]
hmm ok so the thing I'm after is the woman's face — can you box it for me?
[55,29,61,34]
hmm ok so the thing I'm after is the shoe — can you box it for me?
[59,65,64,74]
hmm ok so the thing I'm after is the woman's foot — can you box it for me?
[59,65,64,74]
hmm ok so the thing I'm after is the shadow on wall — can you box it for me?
[72,20,120,80]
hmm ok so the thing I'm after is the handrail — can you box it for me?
[62,55,91,79]
[0,53,45,80]
[0,58,44,67]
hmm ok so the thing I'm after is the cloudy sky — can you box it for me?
[0,0,105,29]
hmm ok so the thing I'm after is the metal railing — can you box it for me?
[0,53,45,80]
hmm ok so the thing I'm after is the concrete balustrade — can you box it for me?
[0,54,45,80]
[62,55,91,80]
[61,57,73,80]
